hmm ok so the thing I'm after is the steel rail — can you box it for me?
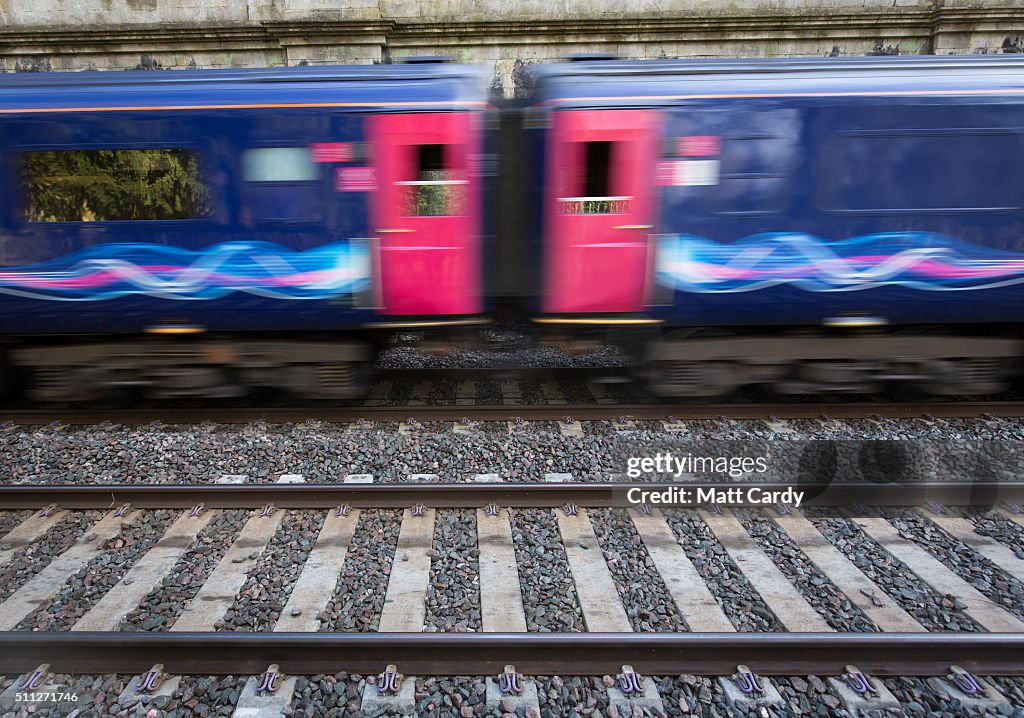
[0,632,1021,676]
[0,482,1021,509]
[0,401,1023,424]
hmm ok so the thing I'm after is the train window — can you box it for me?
[716,137,791,215]
[242,148,317,182]
[400,144,466,217]
[241,147,321,223]
[583,141,611,198]
[820,132,1020,212]
[22,149,211,222]
[559,141,628,215]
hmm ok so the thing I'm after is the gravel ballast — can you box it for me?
[0,510,30,537]
[879,507,1024,622]
[733,508,878,633]
[510,508,586,632]
[963,507,1024,555]
[121,508,250,631]
[15,509,177,631]
[425,509,481,632]
[3,418,1024,484]
[0,510,105,604]
[216,510,324,632]
[319,509,402,632]
[588,508,688,632]
[662,509,785,632]
[807,512,981,631]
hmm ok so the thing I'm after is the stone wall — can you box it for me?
[1,0,1022,96]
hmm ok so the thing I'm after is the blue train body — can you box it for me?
[528,56,1024,328]
[0,64,488,334]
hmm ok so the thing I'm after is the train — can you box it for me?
[0,54,1022,401]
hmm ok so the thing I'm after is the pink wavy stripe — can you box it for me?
[0,266,343,289]
[672,256,1024,281]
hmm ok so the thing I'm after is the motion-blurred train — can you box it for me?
[0,54,1022,401]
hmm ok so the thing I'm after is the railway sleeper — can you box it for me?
[11,340,373,402]
[646,334,1021,397]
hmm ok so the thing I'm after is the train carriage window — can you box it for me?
[820,132,1020,212]
[22,149,211,222]
[716,136,792,215]
[241,147,321,223]
[559,141,629,215]
[400,144,466,217]
[243,147,317,182]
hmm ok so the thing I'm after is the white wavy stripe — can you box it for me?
[656,273,1024,293]
[660,234,1024,291]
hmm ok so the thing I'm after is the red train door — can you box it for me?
[369,112,481,315]
[542,109,661,313]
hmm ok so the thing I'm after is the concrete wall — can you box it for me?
[1,0,1022,96]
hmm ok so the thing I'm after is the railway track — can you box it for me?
[1,482,1023,715]
[1,400,1023,425]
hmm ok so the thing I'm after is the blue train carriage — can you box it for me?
[0,62,490,401]
[528,56,1024,397]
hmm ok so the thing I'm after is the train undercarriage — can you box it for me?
[1,325,1020,403]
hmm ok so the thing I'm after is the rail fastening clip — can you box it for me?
[617,665,643,695]
[336,504,352,518]
[39,504,58,518]
[498,665,523,695]
[189,504,205,518]
[16,665,50,691]
[843,665,877,696]
[257,664,282,695]
[138,664,167,694]
[259,504,276,518]
[115,503,131,518]
[734,665,763,695]
[948,665,983,695]
[378,665,403,695]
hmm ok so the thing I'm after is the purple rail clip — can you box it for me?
[734,666,763,695]
[617,666,643,695]
[189,504,205,518]
[562,503,579,517]
[706,504,724,516]
[259,504,275,518]
[411,504,427,517]
[949,666,984,695]
[636,504,653,516]
[138,665,166,694]
[378,665,402,695]
[17,666,49,691]
[257,665,282,695]
[39,504,58,518]
[498,665,522,695]
[843,665,877,696]
[115,503,131,518]
[336,505,351,518]
[484,503,500,517]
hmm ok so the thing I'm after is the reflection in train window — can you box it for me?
[242,147,317,182]
[22,148,211,222]
[401,144,466,217]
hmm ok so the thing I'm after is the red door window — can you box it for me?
[369,113,482,315]
[542,109,662,313]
